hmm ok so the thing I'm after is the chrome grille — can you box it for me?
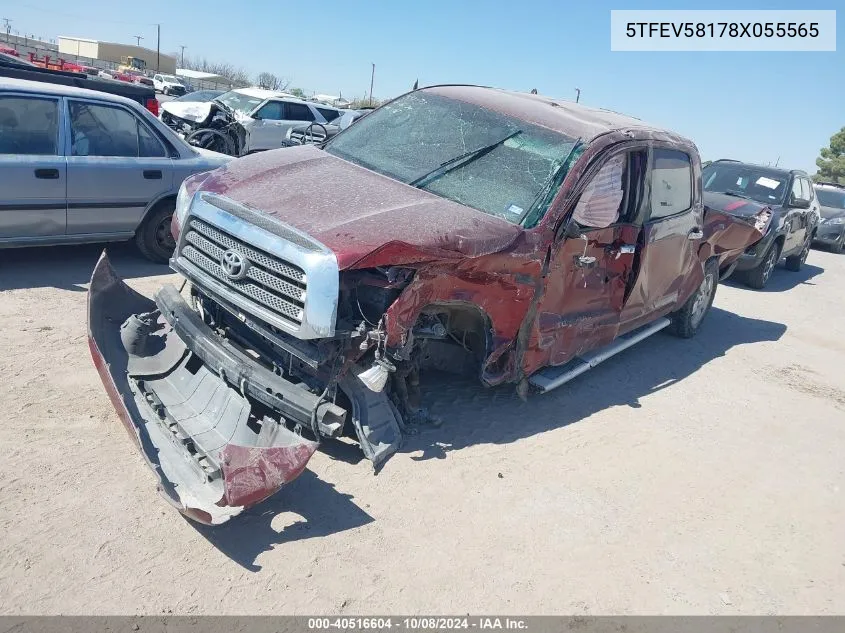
[181,218,307,325]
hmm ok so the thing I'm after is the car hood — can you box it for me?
[703,191,778,218]
[820,205,845,220]
[196,145,523,270]
[161,100,213,123]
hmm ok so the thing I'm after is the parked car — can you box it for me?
[152,73,186,96]
[171,89,224,103]
[159,87,343,156]
[812,182,845,253]
[88,85,767,524]
[1,55,160,116]
[0,77,231,262]
[702,159,819,288]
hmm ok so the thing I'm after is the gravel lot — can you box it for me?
[1,242,843,615]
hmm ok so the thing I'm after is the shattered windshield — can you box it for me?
[703,163,788,205]
[214,91,265,115]
[325,91,579,225]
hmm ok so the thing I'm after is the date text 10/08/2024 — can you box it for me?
[307,617,529,630]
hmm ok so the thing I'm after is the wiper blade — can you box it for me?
[409,130,522,188]
[721,190,752,200]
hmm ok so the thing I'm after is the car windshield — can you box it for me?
[815,188,845,209]
[703,163,788,205]
[324,91,579,225]
[160,75,180,82]
[214,91,265,115]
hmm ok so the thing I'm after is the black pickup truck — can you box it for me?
[0,54,159,116]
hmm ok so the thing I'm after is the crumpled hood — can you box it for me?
[161,100,213,123]
[196,145,523,269]
[703,191,777,218]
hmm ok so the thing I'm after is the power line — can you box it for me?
[132,35,143,46]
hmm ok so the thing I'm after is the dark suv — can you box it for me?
[702,160,819,289]
[812,182,845,254]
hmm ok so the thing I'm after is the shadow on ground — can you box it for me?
[400,306,787,461]
[0,243,169,292]
[723,262,824,293]
[194,307,784,570]
[191,470,373,571]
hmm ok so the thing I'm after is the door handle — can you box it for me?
[34,168,60,179]
[143,170,162,180]
[606,244,636,259]
[574,255,598,268]
[688,228,704,240]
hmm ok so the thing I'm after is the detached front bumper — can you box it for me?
[87,252,333,525]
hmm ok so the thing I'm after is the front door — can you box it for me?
[620,147,702,331]
[0,93,66,239]
[525,148,647,369]
[65,99,173,236]
[247,101,318,152]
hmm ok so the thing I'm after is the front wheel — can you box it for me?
[742,241,780,289]
[670,261,718,339]
[831,234,844,255]
[135,202,177,263]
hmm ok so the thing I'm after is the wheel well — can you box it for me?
[138,194,176,232]
[773,234,786,252]
[413,303,492,375]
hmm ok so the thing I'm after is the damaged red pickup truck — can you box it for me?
[88,85,767,524]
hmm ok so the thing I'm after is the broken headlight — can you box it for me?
[753,208,773,233]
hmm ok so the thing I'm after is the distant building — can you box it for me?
[57,36,176,73]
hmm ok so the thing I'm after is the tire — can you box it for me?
[135,201,177,263]
[832,234,844,255]
[670,260,718,339]
[742,240,781,289]
[785,234,811,271]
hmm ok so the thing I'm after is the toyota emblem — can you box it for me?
[220,249,249,280]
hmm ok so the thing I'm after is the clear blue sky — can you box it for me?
[7,0,842,172]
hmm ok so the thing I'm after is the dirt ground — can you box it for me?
[1,243,843,615]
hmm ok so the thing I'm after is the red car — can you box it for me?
[89,85,767,524]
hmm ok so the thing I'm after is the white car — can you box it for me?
[159,87,344,154]
[152,74,187,96]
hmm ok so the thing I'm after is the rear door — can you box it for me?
[0,92,66,239]
[65,98,173,236]
[782,176,809,255]
[620,147,702,331]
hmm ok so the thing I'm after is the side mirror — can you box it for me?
[790,195,811,209]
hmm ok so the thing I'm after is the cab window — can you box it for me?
[571,150,647,229]
[649,149,692,220]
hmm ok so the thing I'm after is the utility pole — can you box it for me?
[775,156,780,167]
[132,35,143,46]
[179,45,186,68]
[2,18,11,41]
[575,87,581,103]
[156,23,160,72]
[369,63,375,106]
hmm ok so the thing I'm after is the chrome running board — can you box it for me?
[529,317,672,393]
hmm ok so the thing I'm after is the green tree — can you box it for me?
[814,126,845,184]
[288,87,306,98]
